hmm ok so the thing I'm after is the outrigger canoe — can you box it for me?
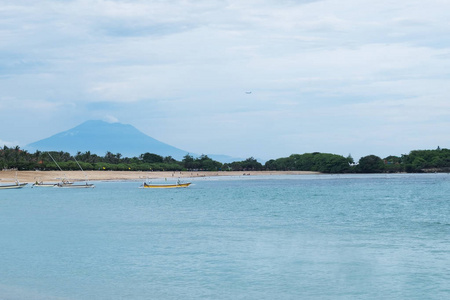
[55,182,95,188]
[142,182,191,189]
[0,182,28,190]
[32,182,57,188]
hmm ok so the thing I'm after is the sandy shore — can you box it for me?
[0,170,320,183]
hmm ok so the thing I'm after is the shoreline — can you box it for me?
[0,170,321,183]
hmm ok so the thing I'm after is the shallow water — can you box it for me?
[1,174,449,299]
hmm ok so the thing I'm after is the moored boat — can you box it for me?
[47,153,95,188]
[55,182,95,188]
[32,181,57,188]
[0,182,28,190]
[142,181,191,189]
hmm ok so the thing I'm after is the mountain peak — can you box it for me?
[25,120,190,159]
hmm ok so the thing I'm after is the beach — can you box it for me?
[0,170,320,183]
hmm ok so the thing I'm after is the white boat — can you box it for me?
[31,176,60,187]
[55,182,95,188]
[32,182,57,188]
[0,182,28,190]
[48,153,95,189]
[0,172,28,190]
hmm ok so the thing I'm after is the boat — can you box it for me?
[0,182,28,190]
[141,180,191,189]
[55,182,95,188]
[46,153,74,186]
[48,153,95,189]
[33,179,73,188]
[31,176,61,187]
[32,181,57,188]
[0,172,28,189]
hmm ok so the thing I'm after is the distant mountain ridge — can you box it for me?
[26,120,189,159]
[25,120,239,163]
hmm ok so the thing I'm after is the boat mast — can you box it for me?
[48,152,63,172]
[74,156,89,182]
[48,152,68,183]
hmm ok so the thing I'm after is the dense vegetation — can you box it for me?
[1,146,450,173]
[265,153,353,173]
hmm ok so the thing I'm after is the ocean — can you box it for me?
[1,174,449,299]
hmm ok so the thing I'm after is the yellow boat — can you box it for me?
[142,181,191,189]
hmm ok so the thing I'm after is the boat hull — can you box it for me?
[56,183,95,188]
[32,183,57,188]
[143,182,191,189]
[0,183,28,190]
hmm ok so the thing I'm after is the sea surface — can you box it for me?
[0,174,449,299]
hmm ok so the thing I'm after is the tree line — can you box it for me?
[1,145,450,173]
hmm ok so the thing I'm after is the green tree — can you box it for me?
[346,154,355,165]
[358,155,384,173]
[141,152,164,163]
[182,154,195,170]
[264,153,350,173]
[241,157,263,171]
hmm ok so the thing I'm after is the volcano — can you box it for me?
[25,120,191,160]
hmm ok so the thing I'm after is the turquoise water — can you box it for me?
[1,174,449,299]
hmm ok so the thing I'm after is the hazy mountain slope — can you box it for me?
[25,120,242,163]
[25,120,190,160]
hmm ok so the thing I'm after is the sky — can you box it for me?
[1,0,449,161]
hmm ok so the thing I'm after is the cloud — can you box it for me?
[103,115,119,123]
[0,139,19,147]
[1,0,450,159]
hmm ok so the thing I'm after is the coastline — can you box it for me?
[0,170,320,183]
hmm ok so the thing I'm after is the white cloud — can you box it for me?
[1,0,450,158]
[0,139,19,147]
[103,115,119,123]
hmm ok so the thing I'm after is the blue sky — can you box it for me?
[1,0,449,161]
